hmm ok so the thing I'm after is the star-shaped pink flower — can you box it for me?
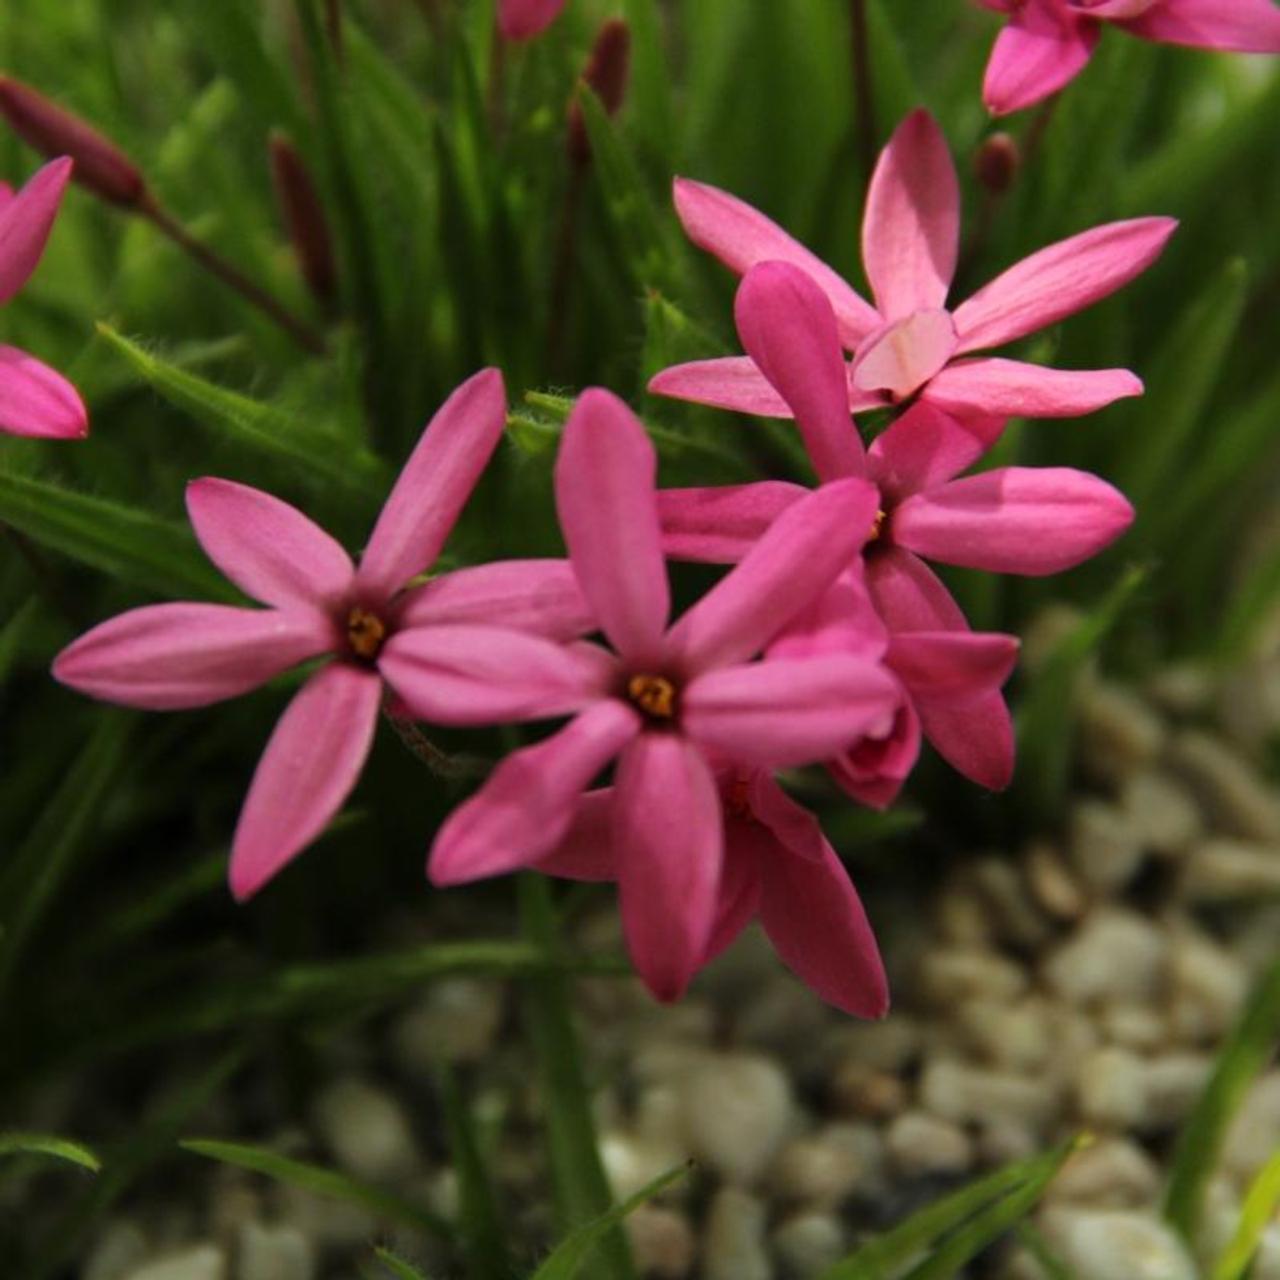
[979,0,1280,116]
[427,387,900,1002]
[498,0,567,40]
[653,110,1175,425]
[54,369,594,899]
[0,157,87,439]
[658,262,1131,790]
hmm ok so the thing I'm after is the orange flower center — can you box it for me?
[627,673,678,720]
[868,508,888,542]
[346,606,387,660]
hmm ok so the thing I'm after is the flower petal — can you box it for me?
[757,833,889,1018]
[683,655,899,769]
[886,631,1020,702]
[429,698,641,885]
[536,789,617,882]
[924,358,1143,419]
[229,663,382,900]
[658,482,809,564]
[981,1,1100,116]
[378,626,612,725]
[767,566,888,662]
[868,401,1005,502]
[865,546,968,632]
[185,477,354,611]
[849,309,959,401]
[396,559,594,640]
[828,697,921,810]
[734,263,866,480]
[53,604,334,710]
[861,110,959,318]
[892,466,1134,575]
[0,344,87,438]
[952,218,1177,353]
[1120,0,1280,50]
[702,822,764,965]
[498,0,566,39]
[668,478,878,673]
[648,356,792,418]
[556,388,670,665]
[673,177,881,347]
[749,771,828,862]
[918,689,1015,790]
[358,367,507,600]
[0,156,72,305]
[615,732,723,1002]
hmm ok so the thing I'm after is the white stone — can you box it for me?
[236,1223,315,1280]
[84,1221,149,1280]
[1023,842,1087,921]
[1169,730,1280,841]
[1167,926,1247,1043]
[1121,771,1203,857]
[389,978,504,1068]
[681,1053,793,1184]
[1223,1073,1280,1181]
[1047,1138,1160,1208]
[1078,682,1166,785]
[827,1063,906,1119]
[930,885,994,948]
[1146,664,1213,716]
[915,948,1028,1006]
[1250,1223,1280,1280]
[919,1059,1059,1132]
[1181,837,1280,901]
[771,1134,867,1206]
[976,1119,1038,1166]
[274,1183,377,1246]
[771,1212,844,1277]
[955,999,1050,1072]
[1141,1053,1214,1129]
[123,1246,226,1280]
[312,1077,420,1183]
[1076,1047,1148,1129]
[817,1123,889,1202]
[885,1111,973,1177]
[1042,909,1167,1005]
[1046,1209,1196,1280]
[702,1188,772,1280]
[625,1205,696,1279]
[825,1017,922,1074]
[599,1131,687,1203]
[1099,1002,1167,1052]
[1069,799,1145,894]
[968,858,1053,948]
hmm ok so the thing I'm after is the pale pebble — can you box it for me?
[681,1053,793,1185]
[1045,1209,1196,1280]
[122,1246,226,1280]
[236,1223,315,1280]
[1068,799,1145,894]
[1180,837,1280,901]
[915,948,1027,1006]
[1223,1073,1280,1181]
[1023,842,1087,921]
[1076,1047,1148,1129]
[625,1204,696,1279]
[919,1059,1059,1132]
[312,1077,419,1183]
[84,1221,149,1280]
[389,977,504,1069]
[1042,909,1167,1005]
[1121,771,1203,857]
[1168,730,1280,842]
[702,1188,772,1280]
[885,1111,973,1178]
[771,1212,845,1278]
[1048,1138,1160,1209]
[770,1134,867,1206]
[1141,1053,1214,1130]
[1077,682,1165,784]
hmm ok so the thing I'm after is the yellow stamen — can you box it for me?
[347,606,387,660]
[627,673,678,720]
[868,508,888,542]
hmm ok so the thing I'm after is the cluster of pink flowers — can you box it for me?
[50,107,1175,1015]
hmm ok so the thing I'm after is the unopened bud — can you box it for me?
[0,76,147,208]
[974,132,1019,196]
[567,19,631,168]
[268,132,337,305]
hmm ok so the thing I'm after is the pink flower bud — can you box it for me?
[268,132,337,305]
[973,132,1020,196]
[0,77,147,209]
[566,19,631,168]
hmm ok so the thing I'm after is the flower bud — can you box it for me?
[268,132,337,305]
[566,19,631,168]
[973,132,1019,196]
[0,76,147,208]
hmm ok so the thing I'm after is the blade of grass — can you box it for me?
[1014,1221,1078,1280]
[371,1246,433,1280]
[0,1134,101,1174]
[1211,1148,1280,1280]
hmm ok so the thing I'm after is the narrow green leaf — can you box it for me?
[1212,1149,1280,1280]
[372,1246,433,1280]
[182,1139,452,1242]
[0,1134,101,1174]
[1217,541,1280,663]
[519,876,636,1280]
[531,1163,691,1280]
[1165,954,1280,1243]
[1014,1222,1078,1280]
[0,598,38,685]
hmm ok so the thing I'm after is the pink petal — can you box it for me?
[647,357,793,418]
[748,771,828,862]
[757,835,889,1018]
[672,177,881,347]
[682,655,898,769]
[357,368,507,600]
[185,478,354,611]
[767,567,888,663]
[828,697,921,809]
[615,732,723,1002]
[886,631,1020,702]
[658,482,808,564]
[849,309,959,401]
[952,218,1177,353]
[892,466,1134,575]
[395,559,594,640]
[861,110,959,318]
[865,546,969,632]
[536,789,617,882]
[924,358,1143,419]
[1120,0,1280,50]
[0,156,72,305]
[702,821,764,965]
[867,401,1005,503]
[498,0,566,39]
[982,1,1100,116]
[0,344,87,438]
[667,478,879,673]
[377,626,612,725]
[229,663,382,900]
[53,603,334,710]
[918,689,1015,790]
[734,263,866,481]
[555,388,670,665]
[428,698,641,885]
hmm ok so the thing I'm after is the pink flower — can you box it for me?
[653,110,1175,425]
[659,262,1131,790]
[54,369,595,899]
[0,157,87,439]
[498,0,567,40]
[427,387,901,1002]
[980,0,1280,115]
[536,763,889,1017]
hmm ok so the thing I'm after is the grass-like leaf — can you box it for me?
[1211,1148,1280,1280]
[181,1138,453,1242]
[0,1133,101,1174]
[371,1245,433,1280]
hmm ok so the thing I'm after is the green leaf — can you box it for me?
[519,876,636,1280]
[0,1133,101,1174]
[181,1139,452,1242]
[1014,1222,1078,1280]
[371,1246,433,1280]
[0,598,38,685]
[531,1163,691,1280]
[96,324,387,499]
[1212,1148,1280,1280]
[1165,953,1280,1244]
